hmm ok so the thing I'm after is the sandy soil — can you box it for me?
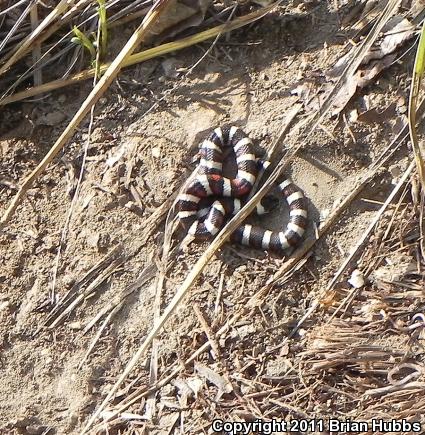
[0,2,423,434]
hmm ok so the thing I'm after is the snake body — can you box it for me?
[177,126,308,252]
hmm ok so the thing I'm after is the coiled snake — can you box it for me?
[177,126,308,252]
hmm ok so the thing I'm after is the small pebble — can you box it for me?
[320,208,330,221]
[151,147,161,158]
[0,300,10,311]
[348,269,365,288]
[69,321,82,330]
[26,425,46,435]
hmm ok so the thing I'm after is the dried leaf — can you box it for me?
[356,102,396,124]
[194,362,233,397]
[327,17,414,79]
[146,0,212,42]
[331,53,397,116]
[363,17,416,63]
[370,253,418,284]
[323,16,415,114]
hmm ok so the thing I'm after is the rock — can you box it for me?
[37,111,66,126]
[161,58,182,78]
[69,321,82,330]
[265,356,291,376]
[86,232,100,248]
[26,424,47,435]
[151,146,161,158]
[348,269,365,288]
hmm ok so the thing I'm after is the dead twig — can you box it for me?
[0,0,174,230]
[0,0,71,76]
[0,2,283,106]
[326,160,415,294]
[29,3,42,86]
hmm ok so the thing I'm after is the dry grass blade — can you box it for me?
[0,0,173,230]
[29,3,42,86]
[144,271,169,419]
[326,160,416,292]
[0,0,28,17]
[77,299,125,370]
[408,17,425,262]
[409,18,425,188]
[50,256,125,329]
[0,0,70,76]
[0,3,282,106]
[304,0,402,135]
[36,244,124,333]
[365,381,425,397]
[0,0,34,54]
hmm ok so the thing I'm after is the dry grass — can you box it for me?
[1,1,425,434]
[298,197,425,429]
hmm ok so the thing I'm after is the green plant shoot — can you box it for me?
[71,25,96,60]
[97,0,108,57]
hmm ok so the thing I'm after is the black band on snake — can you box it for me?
[177,126,308,252]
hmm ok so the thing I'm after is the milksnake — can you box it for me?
[177,126,308,252]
